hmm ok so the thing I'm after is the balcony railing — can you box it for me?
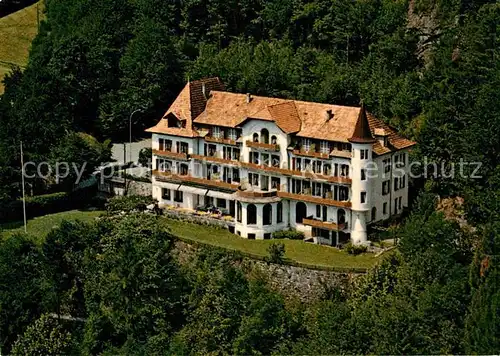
[292,149,329,159]
[205,136,239,146]
[153,149,189,160]
[191,154,240,165]
[153,170,239,191]
[246,140,280,152]
[277,191,351,208]
[302,218,346,231]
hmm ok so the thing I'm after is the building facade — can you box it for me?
[146,78,415,245]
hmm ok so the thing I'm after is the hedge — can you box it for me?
[272,229,305,240]
[0,186,100,223]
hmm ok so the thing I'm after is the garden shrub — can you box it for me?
[272,229,305,240]
[344,242,368,255]
[105,195,156,214]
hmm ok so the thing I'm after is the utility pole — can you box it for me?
[129,109,143,164]
[20,141,27,233]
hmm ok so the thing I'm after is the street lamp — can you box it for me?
[129,108,143,163]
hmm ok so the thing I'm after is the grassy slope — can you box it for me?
[0,210,103,244]
[164,218,380,271]
[1,210,381,270]
[0,1,43,93]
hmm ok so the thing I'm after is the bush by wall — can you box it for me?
[105,195,157,214]
[272,229,305,240]
[344,242,368,255]
[0,186,98,223]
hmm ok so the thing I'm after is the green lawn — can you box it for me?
[163,218,380,271]
[1,210,103,243]
[0,1,44,93]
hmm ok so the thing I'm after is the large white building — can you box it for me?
[146,78,415,245]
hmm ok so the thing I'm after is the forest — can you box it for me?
[0,0,499,354]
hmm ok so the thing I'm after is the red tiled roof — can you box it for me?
[147,78,416,154]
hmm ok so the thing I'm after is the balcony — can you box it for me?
[246,140,280,152]
[153,170,239,191]
[205,136,239,146]
[292,149,329,159]
[153,149,189,161]
[277,191,351,208]
[302,218,346,231]
[191,154,240,166]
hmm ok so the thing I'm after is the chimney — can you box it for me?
[324,109,333,121]
[246,93,252,104]
[202,83,207,99]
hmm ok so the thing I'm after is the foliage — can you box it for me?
[344,242,368,255]
[0,234,46,353]
[272,229,305,240]
[267,242,285,264]
[105,195,156,213]
[11,314,74,356]
[138,147,152,167]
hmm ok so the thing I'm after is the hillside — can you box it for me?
[0,1,43,93]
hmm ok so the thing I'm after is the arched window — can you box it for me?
[338,209,346,224]
[296,202,307,223]
[371,207,377,221]
[237,202,242,223]
[277,201,283,223]
[253,133,259,142]
[261,129,269,144]
[247,204,257,225]
[271,135,277,145]
[263,204,272,225]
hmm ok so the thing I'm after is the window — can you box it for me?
[216,199,226,208]
[271,155,280,167]
[249,173,259,186]
[401,175,406,189]
[361,149,366,159]
[253,133,259,142]
[162,188,171,200]
[271,177,280,189]
[213,126,222,138]
[320,141,330,154]
[227,128,237,140]
[232,168,240,183]
[248,233,256,240]
[262,153,270,166]
[277,202,283,223]
[271,135,277,145]
[159,138,164,151]
[250,151,259,164]
[361,191,367,204]
[383,202,387,214]
[400,153,406,166]
[206,144,217,157]
[340,164,349,177]
[323,163,331,175]
[174,190,183,203]
[261,129,269,144]
[177,141,188,154]
[179,163,189,176]
[371,207,377,221]
[382,180,390,195]
[237,202,242,222]
[398,197,402,210]
[361,169,366,180]
[383,158,391,173]
[247,204,257,224]
[264,233,271,240]
[394,199,398,214]
[302,138,311,152]
[339,186,349,201]
[394,177,399,191]
[165,140,172,151]
[263,204,272,225]
[316,204,321,218]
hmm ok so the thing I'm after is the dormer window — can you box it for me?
[227,128,237,141]
[320,141,330,154]
[302,138,311,152]
[213,126,222,139]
